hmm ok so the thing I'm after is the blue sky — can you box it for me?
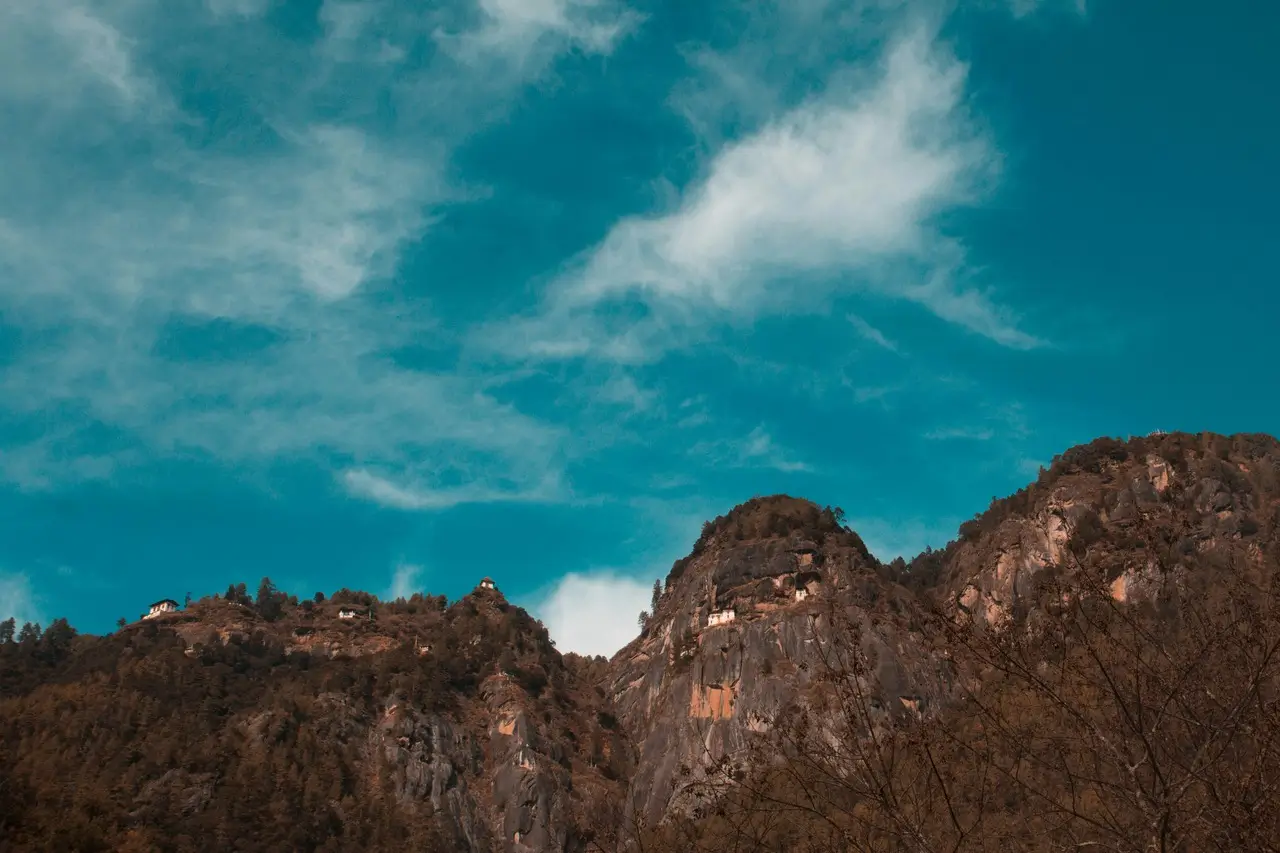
[0,0,1275,656]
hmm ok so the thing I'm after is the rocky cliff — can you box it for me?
[603,432,1280,831]
[914,431,1280,625]
[605,496,951,823]
[0,582,629,852]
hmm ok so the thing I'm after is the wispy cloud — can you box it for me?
[692,425,812,473]
[486,22,1040,363]
[1006,0,1089,20]
[343,468,567,510]
[0,571,42,627]
[447,0,641,68]
[385,562,422,600]
[0,0,632,504]
[848,313,899,352]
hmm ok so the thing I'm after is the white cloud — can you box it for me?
[0,572,42,627]
[594,374,658,413]
[847,313,899,352]
[205,0,271,18]
[691,425,812,473]
[1006,0,1089,19]
[739,427,812,472]
[0,0,623,502]
[531,571,651,657]
[486,24,1039,361]
[343,468,566,510]
[386,563,422,600]
[448,0,640,68]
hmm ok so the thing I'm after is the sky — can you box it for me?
[0,0,1275,657]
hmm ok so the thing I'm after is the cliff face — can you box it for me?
[917,432,1280,628]
[605,434,1280,828]
[605,497,951,822]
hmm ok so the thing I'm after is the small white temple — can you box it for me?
[143,599,179,620]
[707,608,736,628]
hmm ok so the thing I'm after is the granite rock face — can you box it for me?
[605,498,952,823]
[604,433,1280,829]
[925,432,1280,629]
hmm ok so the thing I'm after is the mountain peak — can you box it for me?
[665,494,875,589]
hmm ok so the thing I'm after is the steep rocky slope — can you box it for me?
[0,582,629,852]
[604,432,1280,830]
[907,431,1280,625]
[605,497,952,822]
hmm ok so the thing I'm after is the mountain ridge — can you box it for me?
[2,429,1278,851]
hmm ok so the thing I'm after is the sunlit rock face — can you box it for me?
[930,433,1280,631]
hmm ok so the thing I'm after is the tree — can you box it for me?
[17,622,41,647]
[638,610,650,630]
[314,591,325,603]
[40,618,76,660]
[0,617,14,644]
[256,577,283,622]
[116,617,127,629]
[651,579,662,613]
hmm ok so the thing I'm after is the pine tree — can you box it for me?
[650,578,662,613]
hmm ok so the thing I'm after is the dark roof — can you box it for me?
[149,599,179,608]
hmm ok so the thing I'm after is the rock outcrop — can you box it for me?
[606,496,950,822]
[920,432,1280,627]
[606,433,1280,829]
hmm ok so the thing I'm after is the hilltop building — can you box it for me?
[143,599,179,620]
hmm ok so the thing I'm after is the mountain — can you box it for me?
[0,582,629,852]
[2,431,1278,852]
[605,496,952,823]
